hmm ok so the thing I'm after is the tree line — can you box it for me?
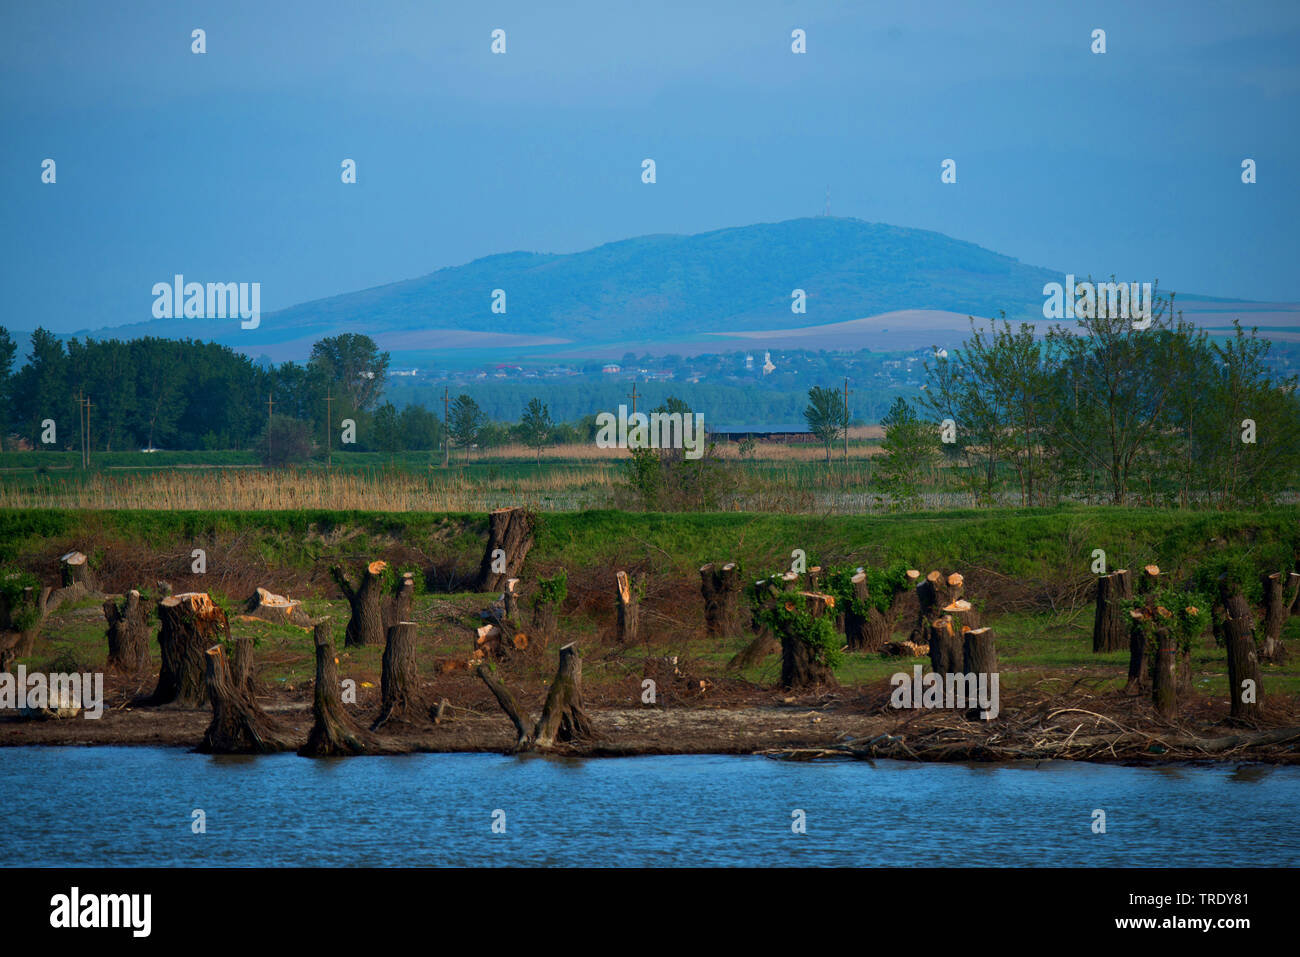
[858,293,1300,508]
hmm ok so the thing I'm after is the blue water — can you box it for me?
[2,748,1297,867]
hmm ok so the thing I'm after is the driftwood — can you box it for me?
[476,642,595,752]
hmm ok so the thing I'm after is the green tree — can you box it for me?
[308,334,390,416]
[373,401,402,464]
[875,397,939,510]
[804,385,845,463]
[448,394,485,462]
[518,398,554,464]
[0,327,15,450]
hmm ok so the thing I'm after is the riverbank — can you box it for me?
[5,681,1298,764]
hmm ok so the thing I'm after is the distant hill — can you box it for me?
[64,216,1291,362]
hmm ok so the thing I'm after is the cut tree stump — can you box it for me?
[531,593,560,651]
[59,551,98,591]
[331,560,389,648]
[300,620,374,757]
[1260,571,1298,663]
[503,578,521,623]
[699,562,742,639]
[1222,587,1263,723]
[231,633,258,700]
[244,587,312,628]
[1137,564,1161,595]
[150,592,231,708]
[962,627,998,677]
[779,593,838,691]
[384,572,416,633]
[1125,610,1149,695]
[615,571,642,643]
[1092,569,1132,653]
[1150,625,1178,719]
[1,574,91,665]
[927,616,963,676]
[475,507,535,593]
[199,643,291,754]
[942,599,981,633]
[843,569,873,652]
[372,621,420,730]
[104,589,152,672]
[477,642,595,751]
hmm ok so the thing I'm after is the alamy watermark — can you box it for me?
[889,665,999,719]
[595,404,706,460]
[151,274,261,329]
[1042,274,1153,329]
[0,666,103,718]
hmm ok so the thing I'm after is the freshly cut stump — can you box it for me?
[60,551,98,591]
[1092,569,1132,653]
[151,592,230,708]
[699,562,742,639]
[244,587,312,627]
[615,571,641,644]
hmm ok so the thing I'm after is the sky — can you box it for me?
[3,0,1299,335]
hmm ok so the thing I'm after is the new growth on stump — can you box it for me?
[748,576,839,690]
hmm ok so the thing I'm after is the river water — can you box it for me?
[2,748,1297,867]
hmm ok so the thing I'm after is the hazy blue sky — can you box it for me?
[3,0,1298,334]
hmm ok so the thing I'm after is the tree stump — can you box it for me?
[843,570,873,652]
[104,589,152,672]
[1092,569,1132,653]
[779,593,838,691]
[475,507,535,593]
[942,599,981,633]
[231,633,258,700]
[331,560,388,648]
[477,643,595,751]
[1260,571,1297,663]
[531,598,558,650]
[699,562,741,639]
[384,572,416,633]
[615,570,641,643]
[372,621,420,730]
[927,616,963,676]
[1150,625,1178,719]
[962,626,998,677]
[59,551,98,591]
[805,566,822,592]
[503,578,521,623]
[150,592,230,708]
[244,587,312,627]
[300,620,374,757]
[1125,610,1149,695]
[199,644,291,753]
[1137,564,1161,595]
[533,643,595,748]
[1222,588,1262,723]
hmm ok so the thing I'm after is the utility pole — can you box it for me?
[842,377,852,462]
[84,396,92,469]
[77,391,85,469]
[443,385,450,467]
[266,392,274,466]
[627,382,641,418]
[325,389,333,469]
